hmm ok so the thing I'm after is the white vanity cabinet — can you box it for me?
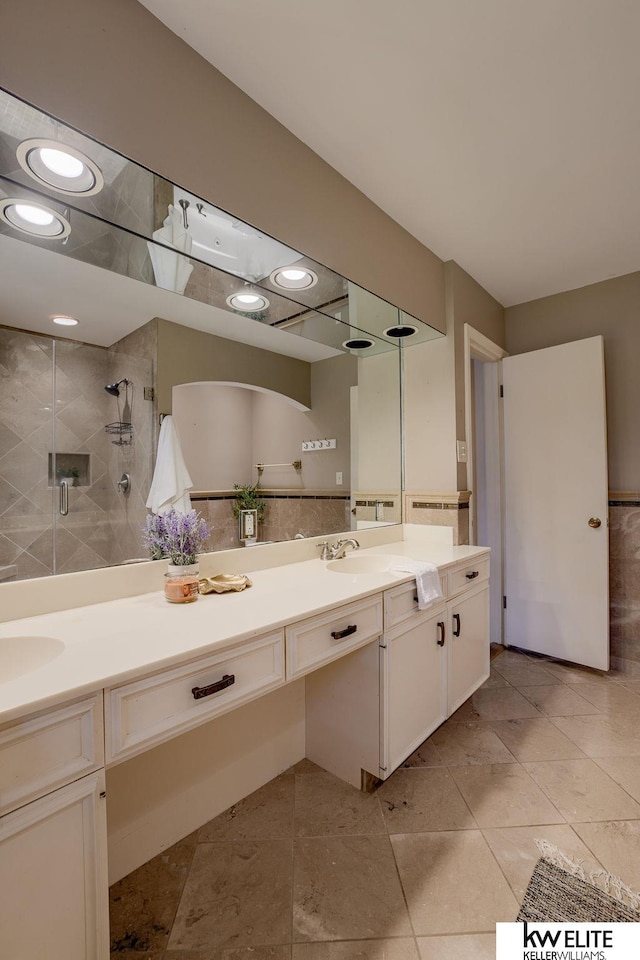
[380,598,447,775]
[0,541,489,955]
[447,580,490,715]
[106,629,285,764]
[306,552,490,786]
[0,698,109,960]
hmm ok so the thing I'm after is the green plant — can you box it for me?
[56,466,79,484]
[232,482,266,523]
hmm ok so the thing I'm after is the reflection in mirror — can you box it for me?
[0,88,441,582]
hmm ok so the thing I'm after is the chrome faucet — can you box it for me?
[318,538,360,560]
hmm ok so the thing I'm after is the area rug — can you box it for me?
[517,840,640,923]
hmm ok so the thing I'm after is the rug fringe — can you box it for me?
[534,839,586,880]
[534,838,640,911]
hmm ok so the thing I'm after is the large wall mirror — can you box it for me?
[0,89,442,581]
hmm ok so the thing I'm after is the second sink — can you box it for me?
[0,635,65,682]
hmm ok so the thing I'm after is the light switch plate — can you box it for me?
[456,440,468,463]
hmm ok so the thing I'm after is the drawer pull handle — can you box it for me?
[465,571,479,580]
[437,621,445,646]
[453,613,461,637]
[192,674,235,700]
[331,624,357,640]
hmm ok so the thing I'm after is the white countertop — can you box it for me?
[0,540,488,724]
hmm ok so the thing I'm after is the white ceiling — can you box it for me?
[140,0,640,307]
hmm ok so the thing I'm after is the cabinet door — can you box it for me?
[0,771,109,960]
[447,584,490,715]
[381,608,447,776]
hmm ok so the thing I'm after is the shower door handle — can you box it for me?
[59,479,70,516]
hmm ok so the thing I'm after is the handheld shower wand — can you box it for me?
[178,198,190,229]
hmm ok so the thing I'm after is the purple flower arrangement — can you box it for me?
[142,509,210,565]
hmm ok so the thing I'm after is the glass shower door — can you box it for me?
[0,326,56,581]
[0,329,153,581]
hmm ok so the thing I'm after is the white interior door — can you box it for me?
[502,336,609,670]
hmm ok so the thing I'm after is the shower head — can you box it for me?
[104,378,130,397]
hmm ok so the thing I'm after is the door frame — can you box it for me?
[463,324,507,646]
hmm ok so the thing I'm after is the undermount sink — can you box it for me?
[0,635,65,682]
[325,554,405,575]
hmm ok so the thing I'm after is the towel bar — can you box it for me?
[255,460,302,474]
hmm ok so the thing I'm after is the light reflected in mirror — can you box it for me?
[0,88,441,583]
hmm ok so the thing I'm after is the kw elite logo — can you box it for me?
[523,921,612,959]
[497,922,640,959]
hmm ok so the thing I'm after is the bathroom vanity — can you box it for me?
[0,533,489,958]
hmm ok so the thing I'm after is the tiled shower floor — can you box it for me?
[109,650,640,958]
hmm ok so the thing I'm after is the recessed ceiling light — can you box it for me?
[226,291,270,312]
[16,138,104,196]
[52,315,78,326]
[383,324,419,339]
[0,198,71,238]
[342,338,375,350]
[270,266,318,290]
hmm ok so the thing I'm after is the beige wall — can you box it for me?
[173,354,356,492]
[156,318,311,413]
[449,262,505,486]
[355,352,403,492]
[505,272,640,490]
[1,0,444,331]
[404,262,506,493]
[173,384,254,491]
[253,354,356,490]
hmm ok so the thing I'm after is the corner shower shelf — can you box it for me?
[105,422,133,446]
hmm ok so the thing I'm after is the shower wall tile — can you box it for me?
[0,420,21,459]
[0,476,21,517]
[0,442,43,494]
[0,532,21,566]
[0,328,53,405]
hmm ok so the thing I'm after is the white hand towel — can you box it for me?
[389,558,442,610]
[146,415,193,515]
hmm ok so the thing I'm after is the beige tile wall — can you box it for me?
[403,492,471,545]
[193,494,352,551]
[609,501,640,676]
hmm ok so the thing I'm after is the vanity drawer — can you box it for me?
[0,694,104,816]
[448,557,490,598]
[286,596,383,680]
[384,577,447,629]
[106,631,284,764]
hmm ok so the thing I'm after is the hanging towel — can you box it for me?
[388,558,443,610]
[147,204,194,295]
[146,415,193,515]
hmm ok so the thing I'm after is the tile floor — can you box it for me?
[109,649,640,958]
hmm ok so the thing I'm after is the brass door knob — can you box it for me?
[588,517,602,529]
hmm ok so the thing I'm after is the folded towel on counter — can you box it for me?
[388,558,443,610]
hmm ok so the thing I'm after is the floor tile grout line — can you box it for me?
[387,830,421,945]
[153,836,200,960]
[477,825,525,915]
